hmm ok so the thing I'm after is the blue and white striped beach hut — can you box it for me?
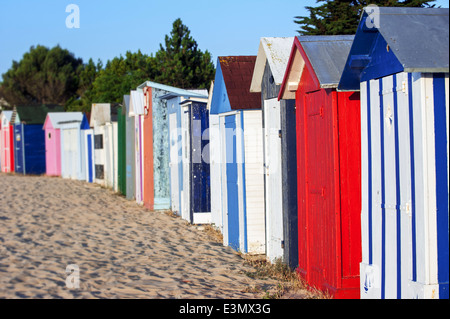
[339,7,449,299]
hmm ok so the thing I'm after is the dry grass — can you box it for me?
[240,254,330,299]
[143,210,329,299]
[198,221,329,299]
[202,224,224,244]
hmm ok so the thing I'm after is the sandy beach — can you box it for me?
[0,173,310,299]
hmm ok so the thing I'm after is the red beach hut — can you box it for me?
[278,35,362,298]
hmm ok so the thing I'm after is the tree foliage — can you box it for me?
[295,0,437,35]
[86,18,215,107]
[87,51,156,105]
[153,18,215,89]
[0,45,82,109]
[66,58,102,112]
[0,19,215,112]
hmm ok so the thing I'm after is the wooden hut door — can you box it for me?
[134,117,143,203]
[105,124,113,188]
[87,132,94,183]
[181,107,191,222]
[225,114,240,251]
[14,124,24,174]
[264,98,284,261]
[169,111,180,214]
[305,90,336,289]
[2,125,11,172]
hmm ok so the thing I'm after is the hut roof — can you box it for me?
[90,103,111,127]
[278,35,354,99]
[339,7,449,91]
[1,110,14,124]
[129,91,144,116]
[137,81,209,100]
[218,56,261,110]
[14,104,65,125]
[250,37,294,92]
[44,112,86,130]
[122,95,130,116]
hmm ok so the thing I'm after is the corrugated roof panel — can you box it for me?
[137,81,209,99]
[219,56,261,110]
[45,112,84,130]
[250,37,294,92]
[299,35,355,88]
[1,110,13,123]
[377,7,449,72]
[339,7,449,91]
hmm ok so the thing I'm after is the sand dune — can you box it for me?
[0,173,290,299]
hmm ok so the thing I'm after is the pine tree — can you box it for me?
[295,0,437,35]
[88,50,156,106]
[153,18,215,90]
[0,45,83,108]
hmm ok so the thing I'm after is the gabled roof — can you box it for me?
[279,35,354,99]
[218,56,261,110]
[122,95,130,116]
[137,81,209,100]
[129,91,144,116]
[1,110,13,124]
[206,81,214,111]
[90,103,111,127]
[14,104,65,125]
[250,37,295,92]
[339,7,449,91]
[44,112,87,130]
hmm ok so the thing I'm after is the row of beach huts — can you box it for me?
[0,7,448,299]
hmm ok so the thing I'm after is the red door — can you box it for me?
[305,89,339,292]
[336,91,361,298]
[297,87,362,299]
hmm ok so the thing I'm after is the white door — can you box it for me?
[181,106,191,222]
[264,99,284,261]
[219,115,228,244]
[104,124,113,188]
[209,114,222,230]
[169,112,180,213]
[62,129,77,179]
[112,122,118,192]
[243,110,266,254]
[134,116,142,204]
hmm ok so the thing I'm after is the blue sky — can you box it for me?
[0,0,449,77]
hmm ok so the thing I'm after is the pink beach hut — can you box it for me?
[1,110,14,173]
[43,113,64,176]
[43,113,83,177]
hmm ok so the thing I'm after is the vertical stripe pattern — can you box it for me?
[433,74,449,299]
[379,78,386,299]
[361,72,449,299]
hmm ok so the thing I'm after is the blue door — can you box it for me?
[23,125,46,175]
[14,124,25,174]
[191,102,211,214]
[87,133,93,183]
[225,115,240,251]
